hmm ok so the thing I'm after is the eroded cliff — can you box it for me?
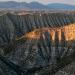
[0,13,75,75]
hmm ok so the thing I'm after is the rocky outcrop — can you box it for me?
[0,13,75,75]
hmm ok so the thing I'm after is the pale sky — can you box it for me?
[0,0,75,5]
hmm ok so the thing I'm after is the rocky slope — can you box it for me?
[0,13,75,75]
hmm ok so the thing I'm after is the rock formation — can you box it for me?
[0,12,74,75]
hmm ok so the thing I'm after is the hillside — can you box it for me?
[0,12,74,75]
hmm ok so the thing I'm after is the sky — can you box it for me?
[0,0,75,5]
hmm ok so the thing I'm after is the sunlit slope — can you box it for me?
[17,23,75,41]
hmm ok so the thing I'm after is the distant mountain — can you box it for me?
[47,3,75,10]
[27,2,48,9]
[0,1,29,10]
[0,1,48,10]
[0,1,75,10]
